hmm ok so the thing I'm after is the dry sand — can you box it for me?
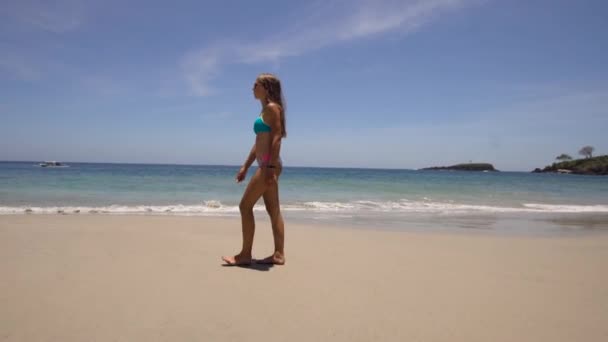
[1,215,607,341]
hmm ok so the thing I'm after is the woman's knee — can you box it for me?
[265,205,280,219]
[239,200,254,213]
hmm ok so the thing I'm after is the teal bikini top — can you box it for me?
[253,113,271,134]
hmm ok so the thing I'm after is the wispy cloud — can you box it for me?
[0,0,86,33]
[0,42,77,82]
[479,87,608,125]
[288,85,608,169]
[0,54,40,81]
[0,1,86,82]
[181,0,480,96]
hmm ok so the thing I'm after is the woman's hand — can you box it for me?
[235,167,247,183]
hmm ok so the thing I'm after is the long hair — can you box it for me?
[257,73,287,138]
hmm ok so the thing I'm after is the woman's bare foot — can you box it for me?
[257,252,285,265]
[221,253,253,266]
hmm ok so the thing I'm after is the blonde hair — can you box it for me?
[257,73,287,138]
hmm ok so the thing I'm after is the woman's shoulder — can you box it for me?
[265,102,282,111]
[264,102,282,116]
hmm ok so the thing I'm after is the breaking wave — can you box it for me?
[2,199,608,215]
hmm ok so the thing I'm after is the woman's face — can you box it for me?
[253,80,266,99]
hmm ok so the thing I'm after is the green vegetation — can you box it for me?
[579,146,595,159]
[555,154,572,162]
[535,155,608,175]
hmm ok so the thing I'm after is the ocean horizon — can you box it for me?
[2,160,607,235]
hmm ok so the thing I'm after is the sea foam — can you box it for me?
[2,199,608,215]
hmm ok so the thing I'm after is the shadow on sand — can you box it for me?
[221,260,276,271]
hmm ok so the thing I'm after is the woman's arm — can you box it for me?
[242,143,256,170]
[236,143,256,183]
[264,103,283,166]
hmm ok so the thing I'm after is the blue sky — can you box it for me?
[1,0,607,171]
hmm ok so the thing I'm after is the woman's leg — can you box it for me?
[222,168,267,265]
[260,167,285,265]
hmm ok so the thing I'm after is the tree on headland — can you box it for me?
[555,154,572,162]
[579,146,595,159]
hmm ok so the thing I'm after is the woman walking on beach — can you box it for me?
[222,73,287,266]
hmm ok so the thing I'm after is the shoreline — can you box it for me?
[1,211,608,237]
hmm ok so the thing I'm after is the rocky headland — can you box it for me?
[421,163,498,172]
[532,155,608,175]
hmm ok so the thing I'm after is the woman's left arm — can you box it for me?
[266,104,282,162]
[264,103,283,182]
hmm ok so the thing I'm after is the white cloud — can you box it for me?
[0,1,86,82]
[478,88,608,126]
[0,42,79,82]
[282,84,608,170]
[181,0,480,96]
[1,0,86,33]
[181,46,226,96]
[0,54,40,81]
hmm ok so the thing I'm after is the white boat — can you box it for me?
[39,161,68,167]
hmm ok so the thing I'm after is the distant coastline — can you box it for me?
[421,163,497,172]
[532,155,608,176]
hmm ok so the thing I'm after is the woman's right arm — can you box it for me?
[242,143,256,170]
[236,143,256,183]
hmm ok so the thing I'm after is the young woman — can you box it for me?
[222,73,287,266]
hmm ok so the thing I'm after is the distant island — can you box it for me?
[532,155,608,175]
[421,163,497,172]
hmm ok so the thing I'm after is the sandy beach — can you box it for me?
[1,214,607,341]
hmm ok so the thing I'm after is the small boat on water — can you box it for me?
[39,161,68,168]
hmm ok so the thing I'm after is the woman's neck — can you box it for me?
[259,98,269,109]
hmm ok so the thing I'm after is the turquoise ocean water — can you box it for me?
[1,161,607,234]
